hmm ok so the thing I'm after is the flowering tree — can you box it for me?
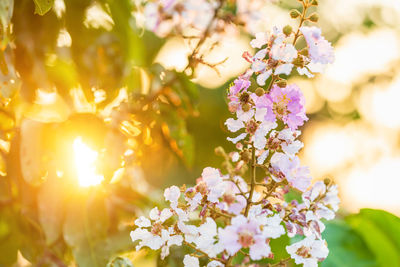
[130,0,340,266]
[1,0,400,267]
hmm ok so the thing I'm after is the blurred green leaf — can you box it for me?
[346,209,400,267]
[33,0,54,15]
[19,120,47,186]
[0,208,19,266]
[356,209,400,250]
[38,175,66,245]
[106,0,145,66]
[107,256,134,267]
[0,0,13,45]
[322,220,376,267]
[162,111,195,168]
[63,193,111,267]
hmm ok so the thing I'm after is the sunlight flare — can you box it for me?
[73,137,104,187]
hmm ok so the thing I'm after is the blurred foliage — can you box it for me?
[0,0,199,266]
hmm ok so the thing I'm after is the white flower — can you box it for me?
[134,216,151,228]
[256,69,273,86]
[231,152,240,162]
[183,255,199,267]
[250,32,269,48]
[200,167,225,203]
[286,235,329,267]
[218,215,271,260]
[302,182,340,221]
[271,43,297,63]
[186,192,203,211]
[149,207,173,223]
[160,227,184,259]
[257,150,269,164]
[300,26,334,65]
[225,118,244,132]
[275,63,294,75]
[194,218,223,257]
[164,186,181,208]
[271,153,311,192]
[130,228,163,250]
[227,133,248,144]
[254,121,278,150]
[207,260,224,267]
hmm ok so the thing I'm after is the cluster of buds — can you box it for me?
[130,0,339,266]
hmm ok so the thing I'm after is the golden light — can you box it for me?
[73,137,104,187]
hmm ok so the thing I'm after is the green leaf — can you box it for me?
[322,220,377,267]
[105,0,145,66]
[107,256,134,267]
[33,0,54,15]
[0,208,20,266]
[346,210,400,267]
[0,0,13,38]
[19,120,47,186]
[37,175,66,245]
[63,192,111,267]
[357,209,400,251]
[161,112,195,168]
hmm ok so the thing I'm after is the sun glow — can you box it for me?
[73,137,104,187]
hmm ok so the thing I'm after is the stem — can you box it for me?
[207,206,233,219]
[244,146,256,217]
[184,0,226,73]
[184,241,225,264]
[266,75,277,92]
[268,257,291,267]
[292,1,309,45]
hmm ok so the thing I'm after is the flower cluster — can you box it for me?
[131,1,339,266]
[136,0,275,38]
[246,25,334,86]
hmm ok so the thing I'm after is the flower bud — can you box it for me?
[299,48,309,56]
[240,150,252,163]
[293,56,304,68]
[242,103,251,112]
[215,146,225,156]
[240,92,250,104]
[309,13,319,22]
[185,189,196,198]
[311,0,319,6]
[277,80,287,88]
[290,9,301,19]
[324,178,331,186]
[283,25,293,36]
[255,87,265,97]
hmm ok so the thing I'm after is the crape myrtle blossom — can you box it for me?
[286,235,329,267]
[140,0,217,38]
[247,25,335,83]
[138,0,279,38]
[300,26,335,65]
[130,1,339,266]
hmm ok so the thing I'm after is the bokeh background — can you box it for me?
[151,0,400,216]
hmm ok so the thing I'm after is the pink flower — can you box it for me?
[217,178,247,215]
[218,216,271,260]
[271,153,311,192]
[197,167,225,203]
[286,235,329,267]
[300,26,334,65]
[268,84,308,130]
[302,182,340,220]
